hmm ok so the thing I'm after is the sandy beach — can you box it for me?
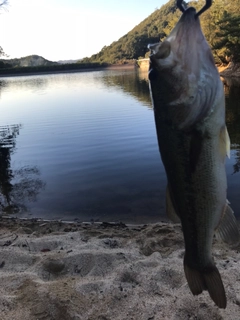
[0,217,239,319]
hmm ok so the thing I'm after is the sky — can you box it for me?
[0,0,169,62]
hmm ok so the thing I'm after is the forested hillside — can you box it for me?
[81,0,240,65]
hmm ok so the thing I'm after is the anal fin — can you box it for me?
[215,201,239,245]
[219,126,231,159]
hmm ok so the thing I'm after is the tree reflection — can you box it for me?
[233,151,240,174]
[224,78,240,174]
[102,72,240,175]
[102,70,152,108]
[0,124,45,214]
[101,71,240,175]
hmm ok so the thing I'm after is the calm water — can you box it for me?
[0,70,239,223]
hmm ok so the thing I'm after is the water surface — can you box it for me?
[0,70,239,223]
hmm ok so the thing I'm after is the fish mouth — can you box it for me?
[148,7,207,71]
[148,5,217,84]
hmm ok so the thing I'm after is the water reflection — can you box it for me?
[233,151,240,174]
[0,124,45,214]
[101,70,152,108]
[107,71,240,177]
[102,71,240,178]
[0,70,239,222]
[224,77,240,174]
[100,71,240,173]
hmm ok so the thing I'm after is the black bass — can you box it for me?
[148,1,239,309]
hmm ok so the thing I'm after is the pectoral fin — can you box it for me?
[215,201,239,245]
[166,185,181,223]
[219,126,231,159]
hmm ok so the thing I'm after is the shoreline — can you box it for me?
[1,60,240,79]
[0,215,151,231]
[0,64,136,78]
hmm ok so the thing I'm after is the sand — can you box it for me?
[0,217,239,320]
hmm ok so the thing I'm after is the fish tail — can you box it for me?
[184,257,227,309]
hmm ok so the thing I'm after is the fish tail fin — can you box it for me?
[184,257,227,309]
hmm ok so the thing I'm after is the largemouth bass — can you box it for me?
[148,1,239,309]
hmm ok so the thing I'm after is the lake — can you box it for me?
[0,70,239,223]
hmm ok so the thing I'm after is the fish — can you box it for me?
[148,1,239,309]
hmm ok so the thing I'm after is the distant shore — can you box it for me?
[1,62,240,79]
[0,64,137,78]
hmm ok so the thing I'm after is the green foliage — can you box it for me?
[213,12,240,62]
[81,0,179,64]
[198,0,240,63]
[82,0,240,65]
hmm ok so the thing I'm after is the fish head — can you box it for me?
[148,7,223,129]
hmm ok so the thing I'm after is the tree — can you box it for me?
[213,11,240,63]
[0,46,7,57]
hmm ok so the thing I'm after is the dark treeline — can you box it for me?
[0,62,110,76]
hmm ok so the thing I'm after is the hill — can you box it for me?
[0,55,58,68]
[81,0,178,64]
[81,0,240,65]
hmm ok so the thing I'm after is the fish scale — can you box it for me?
[148,3,239,309]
